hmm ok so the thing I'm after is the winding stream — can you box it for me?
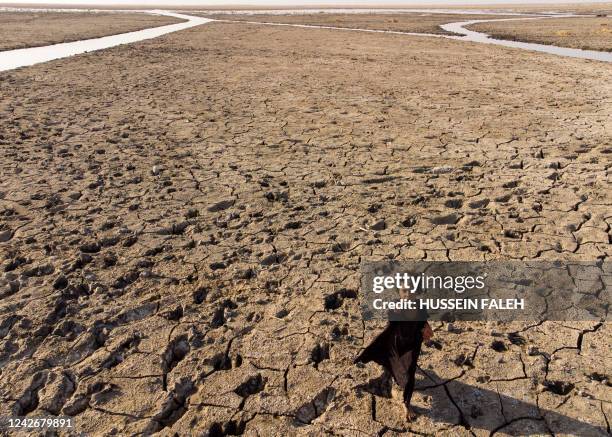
[225,13,611,63]
[230,20,448,38]
[0,9,610,72]
[0,11,211,72]
[442,18,612,63]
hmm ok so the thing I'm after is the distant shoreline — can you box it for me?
[1,2,611,12]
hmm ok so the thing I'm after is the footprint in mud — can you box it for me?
[100,335,141,370]
[310,342,330,368]
[147,378,196,433]
[13,370,49,415]
[234,373,266,398]
[162,335,190,391]
[295,387,336,424]
[324,289,357,311]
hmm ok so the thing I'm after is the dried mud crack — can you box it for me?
[0,14,610,436]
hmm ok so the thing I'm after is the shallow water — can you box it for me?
[230,14,611,63]
[233,20,447,38]
[236,14,612,63]
[0,11,211,72]
[1,9,609,72]
[441,18,612,63]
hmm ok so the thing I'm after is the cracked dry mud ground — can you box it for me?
[0,20,611,436]
[0,12,185,52]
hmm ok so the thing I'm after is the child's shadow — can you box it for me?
[358,368,608,436]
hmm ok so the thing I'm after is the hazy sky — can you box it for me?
[1,0,610,6]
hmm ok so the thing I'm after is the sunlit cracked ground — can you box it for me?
[0,19,611,436]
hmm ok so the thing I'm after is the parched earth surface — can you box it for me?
[469,16,612,52]
[0,12,184,51]
[0,18,611,436]
[197,12,517,35]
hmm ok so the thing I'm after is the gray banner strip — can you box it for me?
[361,261,610,322]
